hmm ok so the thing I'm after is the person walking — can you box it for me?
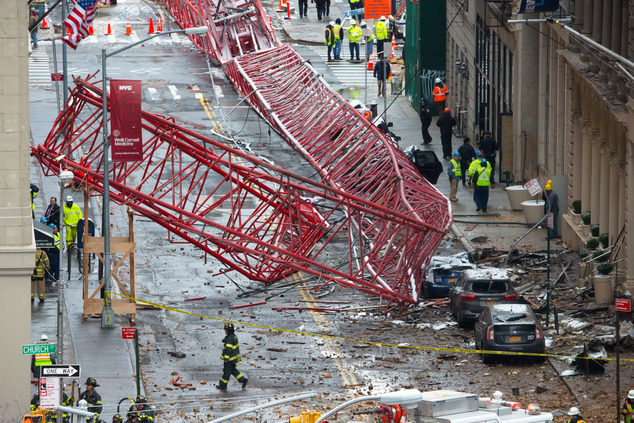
[325,22,335,62]
[447,152,461,202]
[360,21,375,62]
[419,98,432,145]
[324,0,331,16]
[374,16,388,59]
[29,8,39,49]
[457,138,477,185]
[216,322,249,390]
[566,407,585,423]
[436,107,457,160]
[432,78,449,114]
[31,334,55,378]
[479,130,498,187]
[333,18,343,60]
[348,0,363,18]
[315,0,326,20]
[543,180,559,238]
[346,20,362,61]
[473,158,492,212]
[298,0,308,18]
[44,197,61,228]
[373,59,391,97]
[622,390,634,423]
[32,247,50,302]
[79,378,103,415]
[63,196,83,248]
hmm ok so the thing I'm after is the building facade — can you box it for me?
[0,0,36,415]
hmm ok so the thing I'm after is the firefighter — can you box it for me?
[32,247,50,302]
[216,322,248,390]
[63,195,83,248]
[79,377,103,415]
[113,415,124,423]
[622,390,634,423]
[30,392,71,422]
[566,407,585,423]
[127,395,155,422]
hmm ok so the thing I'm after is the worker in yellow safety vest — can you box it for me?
[473,158,492,213]
[325,22,335,62]
[31,334,56,378]
[333,18,343,60]
[623,391,634,423]
[375,16,388,59]
[63,195,83,248]
[566,407,585,423]
[346,19,362,61]
[447,152,461,202]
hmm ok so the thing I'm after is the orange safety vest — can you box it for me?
[433,84,448,102]
[35,352,53,367]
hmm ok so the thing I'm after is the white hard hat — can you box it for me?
[350,19,356,24]
[435,77,442,84]
[41,334,48,341]
[380,15,386,20]
[568,407,580,416]
[360,21,366,26]
[629,390,634,399]
[329,21,335,25]
[66,195,73,202]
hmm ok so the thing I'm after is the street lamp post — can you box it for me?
[99,25,208,329]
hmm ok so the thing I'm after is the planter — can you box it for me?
[582,225,591,237]
[506,185,533,211]
[577,262,590,288]
[521,200,545,225]
[593,275,614,304]
[571,212,582,225]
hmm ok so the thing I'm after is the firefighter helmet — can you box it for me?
[136,395,148,404]
[224,322,235,333]
[113,415,124,423]
[85,377,99,387]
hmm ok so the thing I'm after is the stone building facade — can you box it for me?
[0,0,37,415]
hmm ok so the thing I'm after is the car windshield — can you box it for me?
[470,280,508,293]
[495,313,528,322]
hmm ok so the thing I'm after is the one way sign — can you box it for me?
[40,364,81,378]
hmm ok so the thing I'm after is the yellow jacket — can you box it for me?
[63,203,83,227]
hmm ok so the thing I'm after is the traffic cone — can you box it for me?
[41,17,49,29]
[156,17,163,32]
[367,61,374,70]
[88,25,94,35]
[148,18,155,34]
[391,41,396,58]
[106,19,112,35]
[66,27,70,35]
[125,18,132,35]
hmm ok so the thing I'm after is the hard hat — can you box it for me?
[350,19,356,24]
[329,21,335,25]
[66,195,73,202]
[453,152,460,157]
[136,395,148,404]
[444,107,451,114]
[41,334,48,341]
[628,390,634,399]
[545,180,552,190]
[49,223,57,229]
[568,407,580,416]
[224,322,235,332]
[476,151,482,157]
[360,21,367,27]
[420,97,426,104]
[481,159,487,165]
[380,15,386,20]
[40,217,48,224]
[435,77,442,84]
[86,377,99,387]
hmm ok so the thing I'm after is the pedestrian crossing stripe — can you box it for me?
[29,49,51,87]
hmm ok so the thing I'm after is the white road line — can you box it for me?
[213,86,224,98]
[191,85,204,99]
[147,87,159,101]
[168,85,181,100]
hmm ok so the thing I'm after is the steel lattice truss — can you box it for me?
[32,79,448,310]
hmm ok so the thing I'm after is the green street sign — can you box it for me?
[22,343,56,355]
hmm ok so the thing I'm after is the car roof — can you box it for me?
[488,304,536,323]
[461,268,510,280]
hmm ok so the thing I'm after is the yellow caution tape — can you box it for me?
[111,291,632,362]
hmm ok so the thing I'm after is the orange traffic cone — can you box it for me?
[125,18,132,35]
[156,17,163,32]
[148,18,155,34]
[367,61,374,70]
[41,17,49,29]
[391,41,396,58]
[106,19,112,35]
[88,25,94,35]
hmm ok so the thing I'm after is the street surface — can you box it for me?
[28,0,634,422]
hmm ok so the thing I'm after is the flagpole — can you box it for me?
[62,0,68,106]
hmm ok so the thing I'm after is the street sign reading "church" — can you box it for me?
[22,343,56,355]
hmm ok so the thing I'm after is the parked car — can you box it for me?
[449,268,518,327]
[474,304,545,364]
[422,252,476,298]
[403,145,444,184]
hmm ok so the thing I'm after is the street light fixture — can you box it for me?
[314,389,422,423]
[100,25,208,328]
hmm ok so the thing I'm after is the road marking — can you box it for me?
[191,85,204,99]
[147,87,159,101]
[214,86,224,98]
[29,49,51,86]
[168,85,181,99]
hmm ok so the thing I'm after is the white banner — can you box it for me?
[39,377,60,409]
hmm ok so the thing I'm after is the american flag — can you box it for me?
[62,0,97,49]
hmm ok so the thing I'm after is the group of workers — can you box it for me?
[324,16,392,63]
[32,195,83,301]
